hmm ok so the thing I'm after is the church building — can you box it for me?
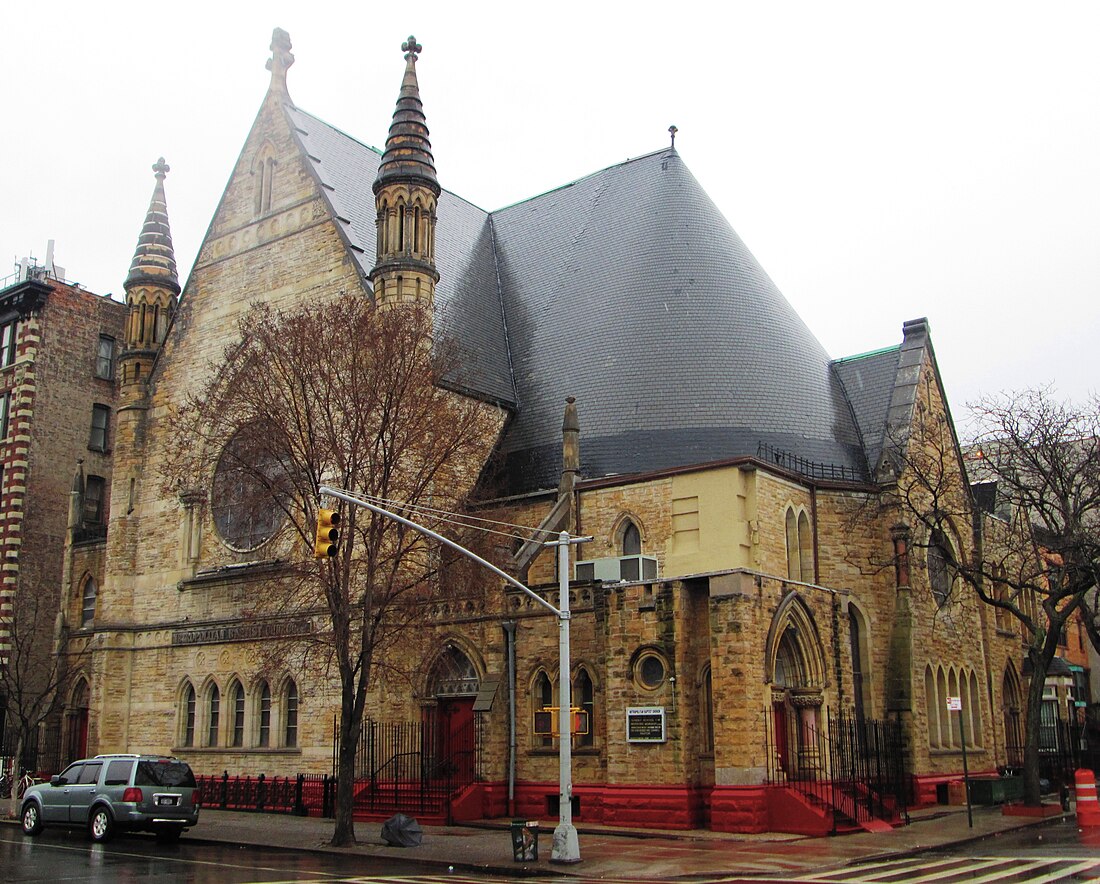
[58,30,1027,835]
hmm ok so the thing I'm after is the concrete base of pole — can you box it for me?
[550,822,581,863]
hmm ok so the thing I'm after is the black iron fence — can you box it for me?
[0,722,63,781]
[194,772,327,815]
[331,708,480,818]
[1006,717,1100,787]
[766,707,908,833]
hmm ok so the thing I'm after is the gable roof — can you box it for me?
[833,346,901,481]
[283,105,874,495]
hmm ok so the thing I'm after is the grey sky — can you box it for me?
[4,1,1098,431]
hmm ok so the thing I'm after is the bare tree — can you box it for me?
[880,387,1099,806]
[164,297,501,845]
[1,566,86,818]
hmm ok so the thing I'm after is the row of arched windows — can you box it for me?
[376,200,434,259]
[925,664,983,749]
[179,677,299,750]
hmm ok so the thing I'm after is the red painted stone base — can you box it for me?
[1002,803,1065,817]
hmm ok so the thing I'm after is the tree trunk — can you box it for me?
[330,711,359,846]
[7,734,25,820]
[1022,653,1049,807]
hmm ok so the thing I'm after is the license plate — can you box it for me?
[157,796,178,806]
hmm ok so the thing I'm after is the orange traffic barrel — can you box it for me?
[1076,769,1100,827]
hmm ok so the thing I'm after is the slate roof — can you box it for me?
[285,104,887,496]
[286,106,515,406]
[832,347,902,479]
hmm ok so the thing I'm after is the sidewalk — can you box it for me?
[171,804,1073,879]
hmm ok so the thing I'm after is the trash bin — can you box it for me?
[510,819,539,861]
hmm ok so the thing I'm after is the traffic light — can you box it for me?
[313,508,341,558]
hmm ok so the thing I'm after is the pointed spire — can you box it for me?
[266,27,294,96]
[125,158,180,296]
[374,35,439,194]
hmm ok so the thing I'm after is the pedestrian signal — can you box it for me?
[313,508,341,558]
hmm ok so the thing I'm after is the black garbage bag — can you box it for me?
[381,813,423,847]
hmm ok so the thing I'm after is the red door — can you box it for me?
[773,702,790,777]
[437,698,475,782]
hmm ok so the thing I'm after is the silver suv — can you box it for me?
[20,754,200,843]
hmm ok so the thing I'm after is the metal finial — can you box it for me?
[402,35,422,61]
[669,125,678,148]
[152,157,170,179]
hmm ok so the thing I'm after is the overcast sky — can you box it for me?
[4,1,1098,433]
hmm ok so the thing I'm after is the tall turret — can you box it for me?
[369,36,440,309]
[120,158,180,397]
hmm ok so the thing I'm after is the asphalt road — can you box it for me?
[0,826,446,882]
[4,817,1099,883]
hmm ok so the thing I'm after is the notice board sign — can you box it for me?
[626,706,666,743]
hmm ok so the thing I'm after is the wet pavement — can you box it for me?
[3,802,1093,880]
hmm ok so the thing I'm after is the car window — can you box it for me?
[135,760,196,788]
[104,760,134,786]
[76,762,102,785]
[57,763,83,784]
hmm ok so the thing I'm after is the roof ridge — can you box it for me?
[489,146,673,214]
[833,344,900,365]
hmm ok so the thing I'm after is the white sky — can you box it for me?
[4,1,1098,431]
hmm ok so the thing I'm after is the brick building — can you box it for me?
[0,253,126,768]
[61,31,1033,834]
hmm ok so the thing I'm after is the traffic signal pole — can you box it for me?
[317,486,587,863]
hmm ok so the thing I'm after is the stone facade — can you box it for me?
[53,32,1043,837]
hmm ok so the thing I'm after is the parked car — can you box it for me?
[20,754,200,843]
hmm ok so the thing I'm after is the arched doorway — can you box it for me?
[65,679,90,762]
[766,594,827,780]
[425,644,480,782]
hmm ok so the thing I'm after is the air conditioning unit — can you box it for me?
[575,555,658,583]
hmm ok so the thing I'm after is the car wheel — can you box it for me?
[21,801,43,836]
[155,827,182,844]
[88,806,113,842]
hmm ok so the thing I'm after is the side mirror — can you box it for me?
[50,775,64,787]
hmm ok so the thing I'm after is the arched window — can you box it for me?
[798,512,813,581]
[925,666,941,749]
[258,682,271,748]
[848,604,871,721]
[968,670,982,747]
[284,680,298,748]
[534,670,553,748]
[621,519,641,556]
[81,577,97,626]
[182,684,196,747]
[785,508,800,580]
[927,529,955,606]
[573,668,594,748]
[207,684,220,747]
[230,680,245,747]
[947,668,960,747]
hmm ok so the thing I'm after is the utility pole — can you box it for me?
[318,486,588,863]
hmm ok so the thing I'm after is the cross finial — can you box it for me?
[402,35,422,61]
[153,157,170,180]
[669,125,678,148]
[266,28,295,92]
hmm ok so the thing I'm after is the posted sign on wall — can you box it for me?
[626,706,666,743]
[947,696,962,711]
